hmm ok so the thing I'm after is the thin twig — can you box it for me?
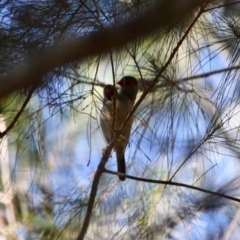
[170,118,221,181]
[125,45,146,90]
[109,49,116,141]
[0,86,35,138]
[179,65,240,83]
[204,0,240,12]
[104,169,240,203]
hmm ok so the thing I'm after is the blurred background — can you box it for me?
[0,0,240,239]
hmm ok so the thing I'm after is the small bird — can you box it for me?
[100,76,138,181]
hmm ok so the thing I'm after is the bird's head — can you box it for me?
[117,76,138,101]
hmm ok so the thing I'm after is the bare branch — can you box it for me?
[0,87,35,138]
[104,169,240,204]
[77,139,114,240]
[179,65,240,83]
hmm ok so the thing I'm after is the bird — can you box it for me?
[100,76,138,181]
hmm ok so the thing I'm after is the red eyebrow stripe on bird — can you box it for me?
[122,79,137,84]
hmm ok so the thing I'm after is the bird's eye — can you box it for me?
[125,80,134,85]
[124,78,131,85]
[125,80,129,85]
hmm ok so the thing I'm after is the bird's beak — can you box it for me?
[117,78,124,86]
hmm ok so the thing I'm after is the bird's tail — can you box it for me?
[117,155,126,181]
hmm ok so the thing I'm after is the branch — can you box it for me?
[0,0,211,99]
[204,0,240,12]
[179,65,240,83]
[0,86,35,138]
[77,139,115,239]
[104,169,240,203]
